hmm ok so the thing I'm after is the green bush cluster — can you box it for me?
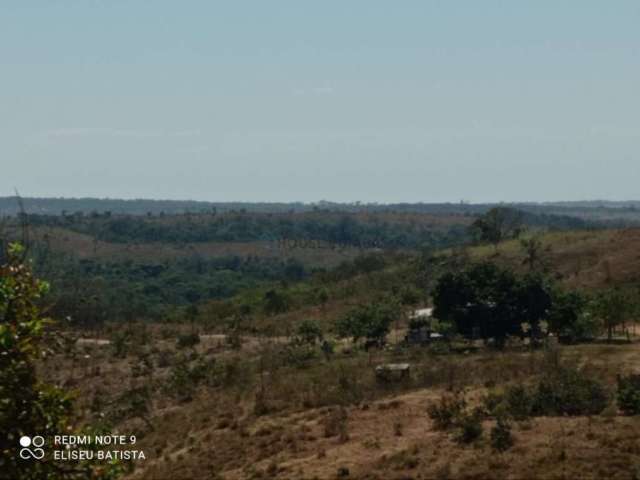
[616,374,640,415]
[164,354,252,402]
[427,393,467,431]
[533,366,608,416]
[483,365,608,419]
[454,412,483,444]
[427,393,485,444]
[281,344,318,368]
[176,332,200,349]
[490,416,514,452]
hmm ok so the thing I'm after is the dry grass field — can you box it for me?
[40,326,640,480]
[27,226,370,269]
[466,228,640,290]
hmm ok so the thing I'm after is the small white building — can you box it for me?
[406,307,443,344]
[410,307,433,319]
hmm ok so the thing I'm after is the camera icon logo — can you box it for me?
[19,436,45,460]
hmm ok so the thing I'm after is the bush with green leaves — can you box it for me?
[504,384,534,420]
[263,289,289,315]
[454,411,483,444]
[428,392,484,445]
[176,332,200,349]
[427,393,467,431]
[294,319,323,346]
[110,330,130,358]
[320,339,335,360]
[483,365,608,419]
[490,416,514,452]
[335,300,398,346]
[110,385,153,431]
[617,374,640,415]
[532,366,608,416]
[281,343,318,368]
[164,355,202,402]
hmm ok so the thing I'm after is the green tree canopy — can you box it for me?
[432,262,553,346]
[593,288,635,341]
[335,301,398,346]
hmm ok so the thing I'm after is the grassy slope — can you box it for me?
[466,228,640,290]
[54,337,640,480]
[125,346,640,479]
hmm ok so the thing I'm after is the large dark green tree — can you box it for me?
[433,262,553,346]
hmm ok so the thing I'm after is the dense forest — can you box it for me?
[22,211,471,247]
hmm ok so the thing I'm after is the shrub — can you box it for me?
[482,390,506,417]
[504,384,534,420]
[454,412,483,444]
[617,374,640,415]
[282,344,317,368]
[111,385,153,430]
[110,330,130,358]
[427,393,466,430]
[335,301,398,345]
[156,349,174,368]
[163,355,208,402]
[393,420,403,436]
[337,466,350,478]
[225,329,242,350]
[320,339,335,360]
[427,341,451,356]
[532,366,608,416]
[294,319,323,345]
[176,332,200,349]
[490,416,514,452]
[335,363,365,405]
[484,366,608,419]
[254,389,270,416]
[323,407,348,440]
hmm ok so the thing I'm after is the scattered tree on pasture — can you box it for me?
[471,207,524,250]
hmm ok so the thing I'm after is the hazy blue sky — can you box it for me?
[2,1,639,203]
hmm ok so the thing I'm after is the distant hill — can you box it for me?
[2,196,640,223]
[0,196,308,216]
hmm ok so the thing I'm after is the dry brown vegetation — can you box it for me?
[467,228,640,290]
[40,326,640,480]
[27,226,368,269]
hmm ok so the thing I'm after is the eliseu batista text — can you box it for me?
[53,435,146,461]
